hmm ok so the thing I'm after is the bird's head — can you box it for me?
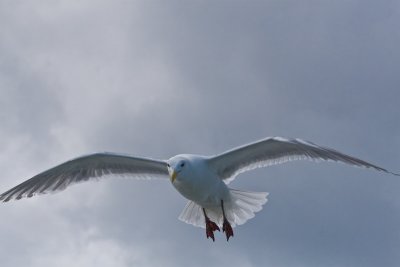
[166,156,188,183]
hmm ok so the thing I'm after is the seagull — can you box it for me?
[1,137,398,241]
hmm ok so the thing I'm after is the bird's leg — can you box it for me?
[221,199,234,241]
[203,208,220,241]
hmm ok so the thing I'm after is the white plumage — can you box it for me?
[1,137,398,241]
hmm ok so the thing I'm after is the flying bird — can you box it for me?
[1,137,398,241]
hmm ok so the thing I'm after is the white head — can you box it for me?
[166,155,189,183]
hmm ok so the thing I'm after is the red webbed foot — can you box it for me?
[205,218,220,241]
[222,218,234,241]
[220,199,234,241]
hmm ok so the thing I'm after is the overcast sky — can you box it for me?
[1,1,400,266]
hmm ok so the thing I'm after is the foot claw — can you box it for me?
[205,219,220,241]
[222,219,234,241]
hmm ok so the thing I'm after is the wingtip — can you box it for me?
[0,196,10,203]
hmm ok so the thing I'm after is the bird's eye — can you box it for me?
[167,163,170,167]
[180,162,185,167]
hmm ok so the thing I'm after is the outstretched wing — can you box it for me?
[208,137,399,182]
[0,153,168,202]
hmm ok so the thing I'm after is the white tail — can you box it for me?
[178,189,268,228]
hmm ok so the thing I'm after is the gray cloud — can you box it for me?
[1,1,400,266]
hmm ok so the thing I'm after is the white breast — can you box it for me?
[171,155,230,208]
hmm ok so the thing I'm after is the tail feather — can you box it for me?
[228,189,268,226]
[178,201,204,228]
[178,189,269,228]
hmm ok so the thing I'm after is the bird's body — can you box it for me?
[1,137,398,241]
[169,154,230,209]
[168,153,267,239]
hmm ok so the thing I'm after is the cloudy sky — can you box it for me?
[1,1,400,266]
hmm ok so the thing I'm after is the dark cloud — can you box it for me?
[1,1,399,266]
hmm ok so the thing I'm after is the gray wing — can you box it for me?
[208,137,399,182]
[0,152,168,202]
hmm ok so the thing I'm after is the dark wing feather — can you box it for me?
[208,137,399,182]
[0,153,168,202]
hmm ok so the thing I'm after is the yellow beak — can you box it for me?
[170,171,177,183]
